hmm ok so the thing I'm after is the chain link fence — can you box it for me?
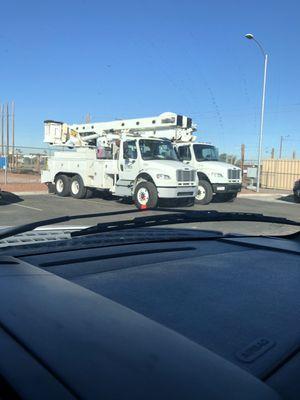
[0,145,56,185]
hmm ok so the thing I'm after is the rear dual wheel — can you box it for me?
[54,174,70,197]
[70,175,93,199]
[54,174,92,199]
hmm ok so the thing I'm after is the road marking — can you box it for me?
[0,200,42,211]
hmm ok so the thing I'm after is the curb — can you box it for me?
[3,191,49,196]
[239,193,291,197]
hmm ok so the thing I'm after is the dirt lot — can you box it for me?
[0,171,47,192]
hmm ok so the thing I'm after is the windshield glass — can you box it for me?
[1,2,300,240]
[194,144,219,161]
[139,140,178,161]
[193,145,219,161]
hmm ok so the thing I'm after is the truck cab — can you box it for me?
[114,137,197,208]
[176,143,242,204]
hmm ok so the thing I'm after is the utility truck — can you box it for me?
[41,113,197,209]
[151,113,242,204]
[175,142,242,204]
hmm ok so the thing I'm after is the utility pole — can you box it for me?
[241,144,245,182]
[0,104,3,155]
[11,101,15,168]
[271,147,275,159]
[6,103,9,169]
[279,136,283,159]
[292,150,296,160]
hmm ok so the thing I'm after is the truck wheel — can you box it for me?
[195,180,213,205]
[70,175,87,199]
[55,174,70,197]
[134,181,158,209]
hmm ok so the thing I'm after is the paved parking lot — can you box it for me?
[1,191,299,236]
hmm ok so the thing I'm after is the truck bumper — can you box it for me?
[157,186,197,198]
[212,183,242,194]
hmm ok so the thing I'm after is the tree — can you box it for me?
[219,153,238,165]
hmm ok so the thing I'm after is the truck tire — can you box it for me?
[195,180,213,205]
[70,175,87,199]
[133,181,158,209]
[55,174,70,197]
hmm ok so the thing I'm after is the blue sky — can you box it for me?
[1,0,300,159]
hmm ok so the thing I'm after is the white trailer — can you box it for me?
[41,113,197,209]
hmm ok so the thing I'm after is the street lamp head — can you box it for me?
[245,33,254,40]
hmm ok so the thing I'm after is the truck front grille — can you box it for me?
[176,169,196,182]
[228,169,241,180]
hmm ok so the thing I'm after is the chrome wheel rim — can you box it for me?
[196,185,206,201]
[71,180,80,195]
[56,178,64,193]
[137,187,149,205]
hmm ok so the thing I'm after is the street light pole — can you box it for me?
[245,33,268,193]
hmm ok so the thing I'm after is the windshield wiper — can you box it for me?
[1,209,299,241]
[0,209,142,241]
[70,210,300,237]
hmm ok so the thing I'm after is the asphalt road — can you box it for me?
[0,191,299,236]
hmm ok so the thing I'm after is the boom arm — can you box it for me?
[44,112,197,147]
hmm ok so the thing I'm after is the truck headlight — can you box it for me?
[211,172,224,178]
[156,174,171,179]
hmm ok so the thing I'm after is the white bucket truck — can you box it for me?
[41,112,197,209]
[143,113,242,205]
[175,142,242,204]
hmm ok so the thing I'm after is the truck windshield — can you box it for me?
[193,144,219,161]
[139,139,178,161]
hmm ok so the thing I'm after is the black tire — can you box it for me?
[195,180,213,205]
[54,174,70,197]
[70,175,87,199]
[133,181,158,209]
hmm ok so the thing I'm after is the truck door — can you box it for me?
[177,145,192,165]
[119,140,139,181]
